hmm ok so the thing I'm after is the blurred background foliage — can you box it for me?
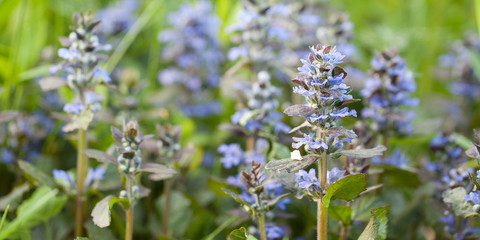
[0,0,479,239]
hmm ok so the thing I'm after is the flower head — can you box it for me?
[296,169,320,192]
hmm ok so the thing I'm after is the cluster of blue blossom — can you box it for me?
[426,133,469,187]
[286,45,356,195]
[53,167,105,191]
[360,49,417,167]
[96,0,137,35]
[0,112,54,164]
[295,167,346,193]
[50,12,111,121]
[157,1,223,117]
[438,34,480,99]
[218,139,290,238]
[231,71,290,134]
[438,214,480,240]
[361,49,418,134]
[227,1,296,66]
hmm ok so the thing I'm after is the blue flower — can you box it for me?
[292,132,327,151]
[464,191,480,205]
[217,144,244,169]
[1,148,14,164]
[96,0,138,34]
[295,169,320,191]
[265,225,284,239]
[53,169,74,186]
[84,167,106,187]
[327,167,346,185]
[63,102,85,115]
[93,67,111,83]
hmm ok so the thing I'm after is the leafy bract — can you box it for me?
[334,145,386,159]
[358,206,390,240]
[19,160,57,188]
[322,174,367,208]
[443,187,478,218]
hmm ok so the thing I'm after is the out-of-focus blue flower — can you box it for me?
[441,168,471,187]
[63,102,85,115]
[84,167,106,187]
[93,67,112,83]
[361,50,418,134]
[53,169,74,186]
[265,225,284,239]
[431,134,449,148]
[439,214,480,239]
[465,191,480,205]
[296,169,320,192]
[97,0,137,34]
[217,143,244,169]
[1,148,14,164]
[181,101,221,117]
[327,167,346,185]
[239,191,255,205]
[424,161,442,172]
[371,149,408,168]
[226,174,244,189]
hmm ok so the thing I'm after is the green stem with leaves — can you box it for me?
[75,129,87,236]
[125,176,134,240]
[162,179,171,235]
[317,129,328,240]
[254,193,267,240]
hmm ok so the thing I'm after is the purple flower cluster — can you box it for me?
[438,34,480,99]
[157,1,223,117]
[50,12,111,118]
[296,167,346,193]
[96,0,138,35]
[231,71,290,134]
[361,49,418,134]
[53,166,105,190]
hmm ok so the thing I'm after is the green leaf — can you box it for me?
[138,162,176,181]
[109,197,130,210]
[329,205,352,227]
[222,188,253,214]
[229,227,248,240]
[0,186,67,240]
[265,193,291,210]
[379,165,420,188]
[443,187,478,217]
[0,183,29,210]
[91,196,115,228]
[207,177,239,196]
[265,155,318,172]
[74,238,89,240]
[0,205,8,232]
[83,149,117,165]
[335,145,386,159]
[85,221,115,240]
[229,227,257,240]
[322,174,367,208]
[358,206,390,240]
[18,160,57,188]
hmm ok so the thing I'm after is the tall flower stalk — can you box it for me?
[268,44,386,239]
[88,120,176,240]
[47,12,111,236]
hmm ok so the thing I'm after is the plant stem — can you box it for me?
[317,129,328,240]
[339,225,348,240]
[162,179,171,235]
[254,193,267,240]
[75,129,87,237]
[258,212,267,240]
[125,176,133,240]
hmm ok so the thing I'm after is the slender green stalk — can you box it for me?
[258,212,267,240]
[162,179,171,235]
[475,0,480,36]
[254,193,266,240]
[75,129,87,236]
[317,129,328,240]
[125,177,134,240]
[203,215,238,240]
